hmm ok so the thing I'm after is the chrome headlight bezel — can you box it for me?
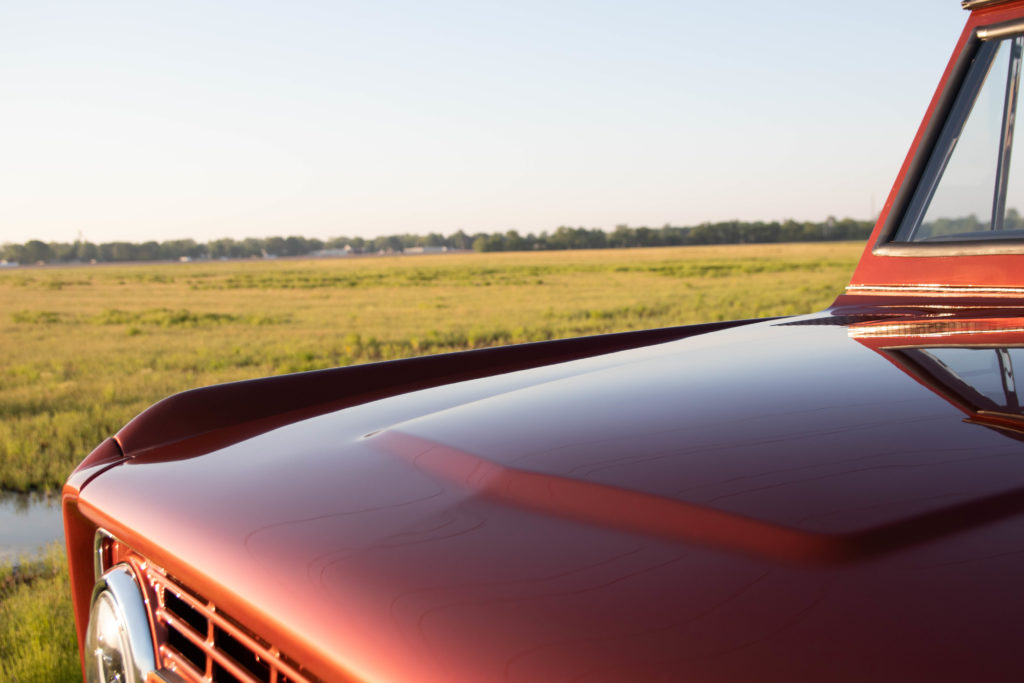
[84,563,157,683]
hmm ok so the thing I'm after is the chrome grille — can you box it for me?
[144,565,316,683]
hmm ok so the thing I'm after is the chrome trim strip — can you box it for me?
[846,284,1024,294]
[978,19,1024,41]
[850,324,1024,338]
[93,528,115,583]
[874,240,1024,256]
[964,0,1020,11]
[977,408,1024,419]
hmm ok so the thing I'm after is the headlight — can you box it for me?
[85,564,156,683]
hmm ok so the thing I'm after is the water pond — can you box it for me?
[0,491,64,563]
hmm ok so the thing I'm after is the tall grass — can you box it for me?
[0,544,80,682]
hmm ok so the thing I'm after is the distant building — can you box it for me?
[311,248,352,258]
[404,246,449,255]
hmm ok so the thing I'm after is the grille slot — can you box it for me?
[166,624,206,673]
[145,566,315,683]
[215,626,271,682]
[165,590,208,638]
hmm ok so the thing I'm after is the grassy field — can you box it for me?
[0,242,863,493]
[0,242,863,679]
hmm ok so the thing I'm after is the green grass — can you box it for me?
[0,241,864,680]
[0,544,80,682]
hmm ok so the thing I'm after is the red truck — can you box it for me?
[64,1,1024,680]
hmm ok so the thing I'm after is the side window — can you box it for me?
[894,34,1024,242]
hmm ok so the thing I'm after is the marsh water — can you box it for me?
[0,491,63,562]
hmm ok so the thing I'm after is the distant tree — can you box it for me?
[448,230,472,250]
[483,234,507,251]
[801,222,823,241]
[241,238,264,257]
[136,241,158,261]
[1,243,27,263]
[76,241,99,261]
[208,238,232,259]
[283,236,305,256]
[547,227,570,250]
[372,235,403,253]
[1007,208,1024,230]
[586,228,608,249]
[111,242,137,261]
[49,241,75,262]
[609,225,634,248]
[745,222,780,243]
[24,240,52,263]
[660,224,689,245]
[778,220,801,242]
[159,239,202,260]
[396,233,418,249]
[504,230,526,251]
[264,236,286,256]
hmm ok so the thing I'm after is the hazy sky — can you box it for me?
[1,1,967,244]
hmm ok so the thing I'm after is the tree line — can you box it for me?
[1,217,872,265]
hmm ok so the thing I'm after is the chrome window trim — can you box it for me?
[992,37,1023,229]
[978,19,1024,41]
[873,239,1024,255]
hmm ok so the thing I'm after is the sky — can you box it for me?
[1,0,968,245]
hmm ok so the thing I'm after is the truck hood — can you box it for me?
[75,312,1024,681]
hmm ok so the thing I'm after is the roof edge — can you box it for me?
[963,0,1020,10]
